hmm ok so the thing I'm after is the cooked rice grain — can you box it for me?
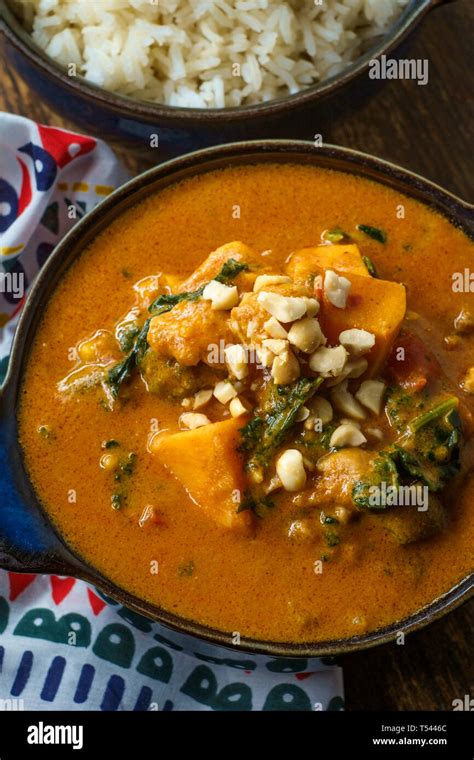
[13,0,409,108]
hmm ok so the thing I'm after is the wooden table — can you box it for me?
[1,0,472,711]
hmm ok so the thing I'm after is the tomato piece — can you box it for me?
[386,333,441,391]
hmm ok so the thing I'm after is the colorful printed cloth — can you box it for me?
[0,114,344,711]
[0,112,129,382]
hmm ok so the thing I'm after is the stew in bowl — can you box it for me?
[13,144,474,650]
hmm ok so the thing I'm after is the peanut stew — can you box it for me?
[19,164,474,642]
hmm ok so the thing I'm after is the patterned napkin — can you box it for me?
[0,114,344,711]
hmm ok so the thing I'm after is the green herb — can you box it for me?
[106,318,151,398]
[385,386,418,433]
[323,227,350,244]
[299,424,336,455]
[357,224,387,244]
[402,243,413,252]
[325,530,340,548]
[107,258,249,400]
[239,417,264,453]
[406,397,458,434]
[119,452,136,476]
[214,258,249,284]
[149,289,203,317]
[352,397,462,508]
[320,553,330,563]
[237,489,274,516]
[38,425,53,439]
[111,493,123,510]
[395,400,461,490]
[117,322,140,353]
[352,451,400,510]
[242,377,324,471]
[148,258,249,315]
[178,560,195,577]
[362,255,378,277]
[102,439,120,449]
[320,512,338,525]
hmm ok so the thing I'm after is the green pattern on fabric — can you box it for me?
[40,202,59,234]
[14,608,91,646]
[92,623,135,667]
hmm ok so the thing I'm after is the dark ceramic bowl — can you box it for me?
[0,140,473,658]
[0,0,456,156]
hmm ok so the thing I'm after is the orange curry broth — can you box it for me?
[18,164,474,643]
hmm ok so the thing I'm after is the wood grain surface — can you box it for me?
[0,0,472,711]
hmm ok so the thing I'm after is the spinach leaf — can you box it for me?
[242,376,323,474]
[357,224,387,244]
[352,397,462,508]
[214,258,249,284]
[148,258,249,315]
[352,451,400,510]
[237,489,274,517]
[362,255,378,277]
[111,493,123,510]
[102,439,120,449]
[395,400,461,491]
[239,417,264,453]
[106,318,151,399]
[108,258,249,399]
[322,227,350,244]
[148,288,203,317]
[117,322,140,352]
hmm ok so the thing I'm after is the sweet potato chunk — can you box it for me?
[178,241,262,294]
[150,418,254,532]
[318,273,406,376]
[287,244,369,284]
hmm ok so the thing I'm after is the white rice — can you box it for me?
[13,0,409,108]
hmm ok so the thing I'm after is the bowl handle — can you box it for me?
[0,390,75,575]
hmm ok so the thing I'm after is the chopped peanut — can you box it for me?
[179,412,211,430]
[271,349,300,385]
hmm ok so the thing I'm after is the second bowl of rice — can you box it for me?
[0,0,451,153]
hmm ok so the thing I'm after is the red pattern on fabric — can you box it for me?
[8,572,37,600]
[87,588,107,616]
[16,157,33,216]
[10,296,26,318]
[50,575,76,604]
[37,125,96,168]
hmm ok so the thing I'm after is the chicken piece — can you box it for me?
[147,299,234,367]
[230,281,312,349]
[287,244,369,284]
[309,448,377,508]
[150,417,254,533]
[140,350,224,399]
[177,241,262,294]
[147,242,263,367]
